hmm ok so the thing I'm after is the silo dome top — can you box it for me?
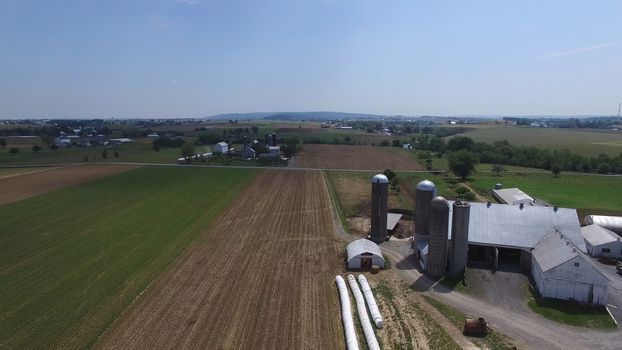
[371,174,389,184]
[416,179,436,191]
[430,196,449,208]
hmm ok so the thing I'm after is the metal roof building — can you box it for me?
[447,201,585,252]
[531,230,608,305]
[581,224,622,258]
[346,239,385,270]
[387,213,403,231]
[584,215,622,235]
[492,188,545,206]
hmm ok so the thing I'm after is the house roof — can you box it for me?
[581,224,619,246]
[216,142,228,147]
[346,239,383,262]
[448,201,585,252]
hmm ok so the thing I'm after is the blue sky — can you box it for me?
[0,0,621,118]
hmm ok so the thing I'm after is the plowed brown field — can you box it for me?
[0,164,138,206]
[98,170,344,350]
[294,144,423,171]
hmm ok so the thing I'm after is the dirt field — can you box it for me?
[97,170,344,350]
[0,164,139,206]
[294,145,423,171]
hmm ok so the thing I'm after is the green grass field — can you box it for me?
[0,166,257,349]
[526,289,615,329]
[470,172,622,215]
[451,126,622,157]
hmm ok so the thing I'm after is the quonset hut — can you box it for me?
[346,239,385,270]
[370,174,389,243]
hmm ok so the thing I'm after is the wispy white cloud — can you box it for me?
[177,0,200,4]
[541,42,616,59]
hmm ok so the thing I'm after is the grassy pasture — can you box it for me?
[0,166,257,349]
[450,126,622,156]
[470,172,622,216]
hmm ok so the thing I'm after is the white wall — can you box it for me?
[532,256,608,305]
[587,241,622,259]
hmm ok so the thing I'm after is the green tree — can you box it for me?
[251,126,259,134]
[0,138,6,147]
[32,145,42,152]
[8,147,19,154]
[392,139,402,147]
[551,164,561,178]
[101,149,108,159]
[492,164,505,177]
[113,151,119,158]
[448,150,479,180]
[597,162,611,174]
[379,140,390,147]
[382,169,396,182]
[181,142,196,160]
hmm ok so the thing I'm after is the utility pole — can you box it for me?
[618,103,621,118]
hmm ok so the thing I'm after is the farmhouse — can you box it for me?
[346,239,385,270]
[213,142,229,154]
[581,224,622,259]
[532,230,608,305]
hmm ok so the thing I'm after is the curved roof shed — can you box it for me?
[346,239,385,270]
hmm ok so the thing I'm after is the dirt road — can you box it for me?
[295,145,423,171]
[97,170,344,350]
[0,164,139,206]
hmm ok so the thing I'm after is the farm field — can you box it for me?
[98,170,343,349]
[0,166,257,349]
[470,172,622,217]
[0,139,201,165]
[451,126,622,156]
[0,166,49,178]
[0,164,138,206]
[294,144,423,171]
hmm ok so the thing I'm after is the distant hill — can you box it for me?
[205,111,387,121]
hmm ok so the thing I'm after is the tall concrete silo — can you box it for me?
[370,174,389,243]
[449,200,470,278]
[415,180,437,239]
[427,196,449,278]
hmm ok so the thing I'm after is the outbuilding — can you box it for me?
[213,142,229,154]
[584,215,622,235]
[346,239,385,270]
[581,224,622,259]
[531,230,608,305]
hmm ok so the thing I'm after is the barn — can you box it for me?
[531,230,608,305]
[581,224,622,259]
[346,239,385,270]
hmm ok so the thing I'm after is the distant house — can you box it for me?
[147,133,159,138]
[54,137,72,148]
[213,142,229,154]
[402,143,413,149]
[108,138,133,144]
[531,230,608,305]
[267,146,280,156]
[243,144,256,160]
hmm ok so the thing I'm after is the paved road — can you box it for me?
[380,242,622,350]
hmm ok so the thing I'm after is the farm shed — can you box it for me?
[346,239,385,270]
[213,142,229,154]
[387,213,402,231]
[584,215,622,235]
[531,230,608,305]
[492,188,544,206]
[581,224,622,259]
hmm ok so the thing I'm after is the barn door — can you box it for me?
[589,284,594,304]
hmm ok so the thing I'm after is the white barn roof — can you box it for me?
[584,215,622,234]
[216,142,228,147]
[448,201,585,252]
[581,224,619,246]
[346,239,382,262]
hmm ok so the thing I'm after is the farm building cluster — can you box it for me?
[350,175,622,306]
[177,133,286,164]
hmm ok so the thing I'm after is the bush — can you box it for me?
[32,145,42,152]
[8,147,19,154]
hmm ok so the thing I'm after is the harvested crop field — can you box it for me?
[0,164,138,206]
[294,144,423,171]
[98,170,344,350]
